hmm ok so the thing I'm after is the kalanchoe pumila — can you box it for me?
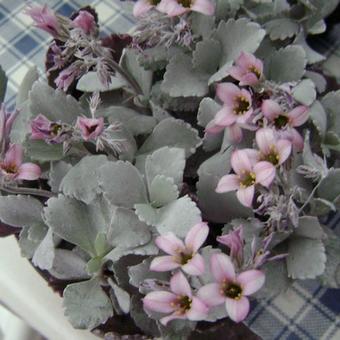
[198,253,265,323]
[0,144,41,181]
[143,271,208,325]
[230,52,264,86]
[150,222,209,275]
[261,100,309,151]
[216,149,276,207]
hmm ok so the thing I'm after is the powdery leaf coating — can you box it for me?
[294,216,326,240]
[76,72,127,92]
[29,81,83,123]
[60,155,108,204]
[321,90,340,136]
[161,53,209,98]
[16,66,39,107]
[317,169,340,202]
[0,195,43,227]
[214,18,266,67]
[265,18,299,41]
[63,278,113,330]
[192,39,221,74]
[264,45,307,83]
[48,161,72,193]
[149,175,179,207]
[286,237,326,280]
[309,101,327,138]
[0,65,7,103]
[138,118,201,158]
[98,161,148,209]
[108,279,131,314]
[24,139,64,162]
[145,146,186,189]
[32,228,55,270]
[292,79,316,106]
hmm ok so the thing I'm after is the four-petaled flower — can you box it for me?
[262,100,309,151]
[133,0,165,17]
[25,4,61,38]
[216,149,275,207]
[143,271,208,325]
[76,117,104,141]
[72,10,96,35]
[217,225,244,266]
[158,0,215,16]
[198,253,265,323]
[150,222,209,275]
[256,128,292,167]
[205,83,253,142]
[0,144,41,181]
[230,52,263,86]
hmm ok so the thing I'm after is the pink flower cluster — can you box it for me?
[205,52,310,207]
[143,223,265,324]
[133,0,215,17]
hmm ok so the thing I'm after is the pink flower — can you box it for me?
[133,0,166,17]
[198,253,265,323]
[72,11,96,35]
[150,222,209,275]
[205,83,253,138]
[25,5,61,37]
[143,271,208,325]
[217,225,244,266]
[55,65,80,92]
[255,128,292,167]
[262,100,309,151]
[0,104,19,152]
[230,52,263,86]
[216,149,275,207]
[158,0,215,16]
[76,117,104,141]
[0,144,41,181]
[31,114,70,144]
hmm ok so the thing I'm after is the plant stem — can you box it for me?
[298,179,323,214]
[0,185,56,198]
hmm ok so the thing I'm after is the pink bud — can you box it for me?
[72,11,96,35]
[76,117,104,141]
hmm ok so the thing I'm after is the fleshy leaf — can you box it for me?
[309,100,327,138]
[108,279,130,314]
[213,18,266,66]
[317,169,340,202]
[264,45,307,82]
[44,195,112,256]
[76,72,126,92]
[265,18,299,41]
[190,12,215,38]
[0,65,7,102]
[149,175,179,207]
[106,106,157,136]
[292,79,316,106]
[32,228,55,270]
[48,161,72,193]
[286,237,326,279]
[197,97,221,128]
[29,81,83,123]
[145,146,186,188]
[192,39,221,74]
[161,53,209,98]
[138,118,201,158]
[60,155,108,204]
[24,140,64,162]
[98,161,148,208]
[294,216,326,240]
[49,249,90,280]
[0,195,43,227]
[63,278,113,330]
[120,48,153,96]
[18,226,45,259]
[321,90,340,135]
[16,66,39,107]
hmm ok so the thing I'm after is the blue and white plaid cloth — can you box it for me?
[0,1,339,339]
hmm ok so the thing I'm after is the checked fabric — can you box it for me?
[0,1,339,339]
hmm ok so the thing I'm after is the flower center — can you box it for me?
[178,251,193,265]
[274,115,289,129]
[2,163,18,174]
[51,123,62,136]
[263,147,280,166]
[87,124,99,134]
[149,0,161,5]
[177,0,192,7]
[173,295,192,314]
[240,172,256,188]
[221,281,243,300]
[234,95,251,115]
[248,65,261,79]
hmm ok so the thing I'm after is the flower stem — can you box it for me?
[298,179,323,214]
[0,185,56,198]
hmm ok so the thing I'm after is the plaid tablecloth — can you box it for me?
[0,1,339,339]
